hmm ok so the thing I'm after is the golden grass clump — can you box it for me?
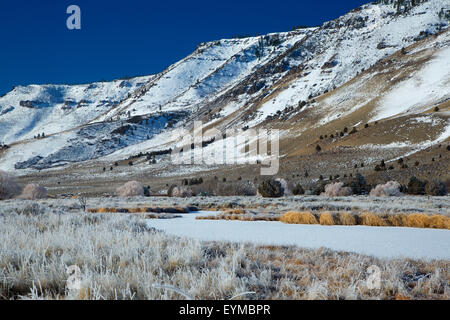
[319,212,335,225]
[427,215,450,229]
[225,209,245,215]
[280,211,318,225]
[360,212,386,227]
[337,212,356,225]
[406,214,430,228]
[387,214,408,227]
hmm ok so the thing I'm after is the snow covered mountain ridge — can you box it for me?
[0,0,449,174]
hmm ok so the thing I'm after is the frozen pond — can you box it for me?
[148,211,450,260]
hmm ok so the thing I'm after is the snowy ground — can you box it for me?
[148,211,450,261]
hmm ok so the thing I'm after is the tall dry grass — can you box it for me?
[319,212,335,225]
[280,212,318,224]
[0,204,448,300]
[279,211,450,230]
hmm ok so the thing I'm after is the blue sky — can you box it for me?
[0,0,369,95]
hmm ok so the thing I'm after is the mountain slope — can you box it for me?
[0,76,152,144]
[0,0,449,177]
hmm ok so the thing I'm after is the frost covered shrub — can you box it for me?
[407,176,426,195]
[276,178,291,196]
[171,186,193,198]
[257,179,284,198]
[20,183,48,200]
[369,181,402,197]
[168,184,178,197]
[0,170,21,200]
[425,180,447,196]
[323,182,352,197]
[116,181,144,197]
[216,181,256,196]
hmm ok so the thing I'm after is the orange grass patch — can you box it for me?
[406,213,430,228]
[360,212,387,227]
[280,211,318,224]
[337,212,357,225]
[319,212,335,225]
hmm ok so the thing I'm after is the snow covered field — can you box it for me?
[148,211,450,260]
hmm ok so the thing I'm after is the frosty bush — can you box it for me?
[171,186,193,198]
[0,170,21,200]
[116,181,144,197]
[216,181,257,196]
[276,178,291,196]
[369,181,402,197]
[20,183,48,200]
[323,182,352,197]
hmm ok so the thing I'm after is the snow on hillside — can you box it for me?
[97,30,311,121]
[372,45,450,122]
[0,112,183,172]
[243,0,449,127]
[0,0,449,173]
[0,76,152,144]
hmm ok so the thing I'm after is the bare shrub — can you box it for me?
[280,211,318,224]
[323,182,352,197]
[369,181,402,197]
[313,182,327,195]
[258,179,284,198]
[116,181,144,197]
[425,180,447,196]
[20,183,48,200]
[216,181,257,196]
[346,173,368,195]
[292,183,305,195]
[407,177,426,195]
[0,170,21,200]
